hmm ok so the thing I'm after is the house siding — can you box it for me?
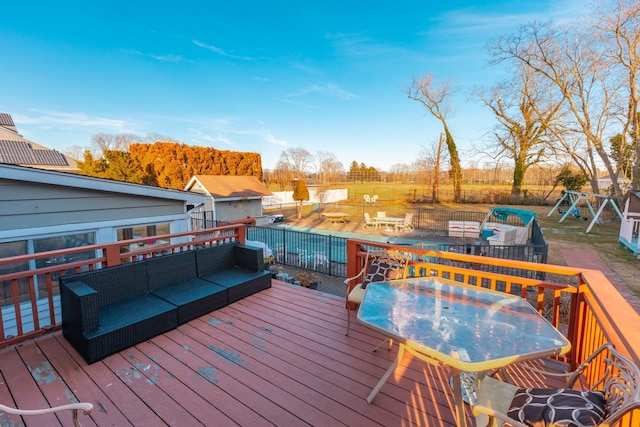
[215,199,263,222]
[0,179,184,231]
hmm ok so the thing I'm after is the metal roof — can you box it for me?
[0,140,69,166]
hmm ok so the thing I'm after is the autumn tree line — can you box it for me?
[77,139,262,190]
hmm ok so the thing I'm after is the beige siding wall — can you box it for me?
[0,179,185,231]
[214,199,263,222]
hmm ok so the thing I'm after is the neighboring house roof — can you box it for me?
[0,112,77,171]
[0,113,17,132]
[184,175,272,200]
[1,163,207,205]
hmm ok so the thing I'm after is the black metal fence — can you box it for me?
[192,207,548,279]
[246,226,348,277]
[246,228,547,280]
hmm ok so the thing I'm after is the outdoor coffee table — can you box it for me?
[357,277,571,427]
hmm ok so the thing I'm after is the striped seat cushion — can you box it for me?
[507,387,605,427]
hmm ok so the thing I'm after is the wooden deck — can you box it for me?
[0,280,569,426]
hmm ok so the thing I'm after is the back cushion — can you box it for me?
[196,244,236,276]
[361,258,405,289]
[147,251,197,291]
[61,262,149,307]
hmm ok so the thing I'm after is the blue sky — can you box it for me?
[1,1,582,171]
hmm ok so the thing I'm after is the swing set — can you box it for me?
[548,190,623,233]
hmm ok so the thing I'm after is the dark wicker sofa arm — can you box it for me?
[234,245,265,272]
[61,280,99,332]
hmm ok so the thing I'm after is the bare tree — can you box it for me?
[475,63,564,196]
[90,132,179,157]
[592,0,640,191]
[407,75,463,201]
[91,133,139,155]
[278,147,313,177]
[489,19,626,202]
[413,138,448,202]
[388,163,412,183]
[314,151,344,184]
[269,160,296,191]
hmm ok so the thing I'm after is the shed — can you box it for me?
[184,175,272,225]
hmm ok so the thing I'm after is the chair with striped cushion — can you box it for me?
[344,249,409,336]
[473,343,640,427]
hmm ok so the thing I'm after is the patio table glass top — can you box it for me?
[357,277,571,372]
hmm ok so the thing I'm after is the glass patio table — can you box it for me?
[357,277,571,427]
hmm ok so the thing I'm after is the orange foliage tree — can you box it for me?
[127,142,263,189]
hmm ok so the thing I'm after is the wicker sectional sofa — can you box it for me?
[60,243,271,364]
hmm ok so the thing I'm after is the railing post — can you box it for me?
[104,245,122,267]
[328,235,333,276]
[282,227,287,266]
[345,240,360,280]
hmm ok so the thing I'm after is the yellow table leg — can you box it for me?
[366,343,405,403]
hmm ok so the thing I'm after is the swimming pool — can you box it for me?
[247,224,446,266]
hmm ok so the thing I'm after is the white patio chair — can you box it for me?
[397,213,414,233]
[297,248,311,268]
[473,343,640,427]
[313,251,329,270]
[363,213,377,229]
[275,244,285,262]
[371,195,378,203]
[363,194,372,203]
[0,401,93,427]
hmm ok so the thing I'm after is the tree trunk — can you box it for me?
[433,133,443,203]
[444,125,462,202]
[512,156,526,196]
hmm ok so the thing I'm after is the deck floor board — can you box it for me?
[0,280,569,426]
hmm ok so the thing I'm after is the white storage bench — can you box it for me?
[448,220,480,238]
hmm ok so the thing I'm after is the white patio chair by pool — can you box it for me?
[297,248,310,267]
[397,213,414,233]
[313,251,329,270]
[363,213,377,229]
[363,194,372,203]
[371,195,379,203]
[275,244,285,262]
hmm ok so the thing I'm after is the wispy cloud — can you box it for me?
[430,2,584,36]
[283,82,358,102]
[192,40,253,61]
[265,133,288,147]
[188,128,236,147]
[15,110,131,131]
[326,32,409,58]
[122,49,192,63]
